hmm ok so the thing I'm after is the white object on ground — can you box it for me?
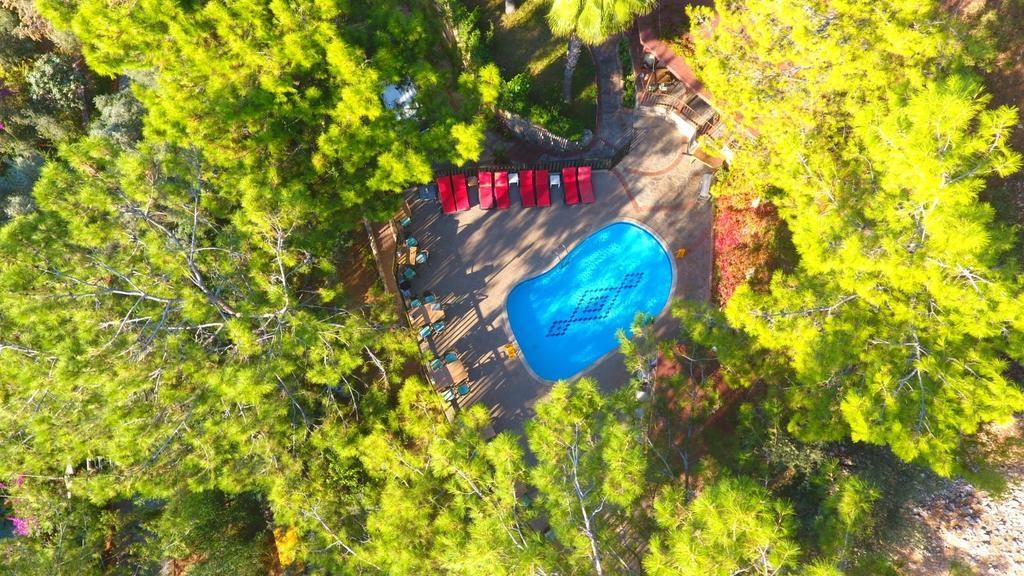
[699,173,713,200]
[381,82,418,119]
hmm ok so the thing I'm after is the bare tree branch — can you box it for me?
[569,424,605,576]
[302,505,381,570]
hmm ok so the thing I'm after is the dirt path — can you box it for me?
[634,0,710,94]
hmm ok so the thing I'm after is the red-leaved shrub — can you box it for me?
[713,195,783,304]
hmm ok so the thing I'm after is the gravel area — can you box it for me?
[897,420,1024,575]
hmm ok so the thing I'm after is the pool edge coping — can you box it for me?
[500,216,679,384]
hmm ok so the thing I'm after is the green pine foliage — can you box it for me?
[645,476,804,576]
[0,14,440,561]
[37,0,487,225]
[0,135,419,507]
[690,0,1024,475]
[296,376,659,574]
[527,378,647,573]
[350,385,557,575]
[815,475,880,561]
[2,0,1023,572]
[143,491,272,575]
[1,0,498,569]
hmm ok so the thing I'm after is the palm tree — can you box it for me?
[548,0,652,103]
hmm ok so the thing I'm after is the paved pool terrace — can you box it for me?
[405,116,714,433]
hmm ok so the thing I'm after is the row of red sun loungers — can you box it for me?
[436,167,594,215]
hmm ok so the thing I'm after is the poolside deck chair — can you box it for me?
[562,167,580,205]
[441,388,455,402]
[423,292,437,304]
[436,175,457,214]
[477,170,494,210]
[418,325,432,339]
[494,171,510,209]
[431,320,446,333]
[409,298,422,308]
[457,382,470,396]
[401,267,416,280]
[443,351,458,364]
[429,357,443,371]
[415,250,428,265]
[520,169,536,207]
[452,174,471,211]
[405,236,418,247]
[535,170,551,207]
[400,215,412,227]
[419,183,438,201]
[578,166,595,204]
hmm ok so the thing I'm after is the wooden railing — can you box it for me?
[639,88,721,138]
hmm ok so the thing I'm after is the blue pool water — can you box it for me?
[507,221,673,380]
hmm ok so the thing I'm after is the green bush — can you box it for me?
[619,36,636,107]
[144,491,272,575]
[498,72,531,114]
[25,53,84,116]
[90,90,145,148]
[526,104,584,141]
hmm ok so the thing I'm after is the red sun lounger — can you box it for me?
[494,171,510,209]
[520,170,536,207]
[452,174,470,212]
[578,166,594,204]
[535,170,551,207]
[478,170,494,210]
[437,175,456,214]
[562,167,580,205]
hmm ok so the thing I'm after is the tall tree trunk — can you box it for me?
[569,427,605,576]
[562,33,582,104]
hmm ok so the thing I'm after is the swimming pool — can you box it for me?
[506,221,673,380]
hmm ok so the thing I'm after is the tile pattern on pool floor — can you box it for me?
[545,272,646,337]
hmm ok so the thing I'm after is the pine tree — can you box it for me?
[3,0,494,569]
[689,0,1024,475]
[526,378,648,575]
[0,136,418,568]
[37,0,487,228]
[645,476,804,576]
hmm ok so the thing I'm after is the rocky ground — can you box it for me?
[902,467,1024,574]
[906,4,1024,572]
[895,420,1024,575]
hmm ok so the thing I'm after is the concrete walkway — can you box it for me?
[398,11,722,433]
[581,37,635,158]
[406,113,712,434]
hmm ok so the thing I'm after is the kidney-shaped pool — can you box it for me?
[506,221,673,381]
